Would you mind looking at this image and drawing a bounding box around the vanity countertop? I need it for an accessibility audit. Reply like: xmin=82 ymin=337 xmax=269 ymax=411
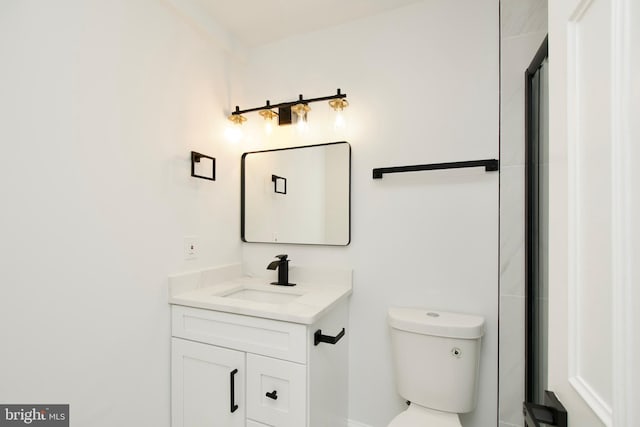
xmin=168 ymin=264 xmax=352 ymax=325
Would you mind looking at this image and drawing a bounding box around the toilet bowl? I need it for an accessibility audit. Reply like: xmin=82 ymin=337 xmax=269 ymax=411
xmin=388 ymin=404 xmax=461 ymax=427
xmin=386 ymin=307 xmax=485 ymax=427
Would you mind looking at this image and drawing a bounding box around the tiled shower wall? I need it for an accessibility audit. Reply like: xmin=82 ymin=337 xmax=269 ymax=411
xmin=499 ymin=1 xmax=547 ymax=426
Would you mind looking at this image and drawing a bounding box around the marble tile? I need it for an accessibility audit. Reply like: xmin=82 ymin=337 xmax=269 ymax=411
xmin=500 ymin=31 xmax=547 ymax=167
xmin=501 ymin=84 xmax=525 ymax=168
xmin=499 ymin=295 xmax=525 ymax=427
xmin=501 ymin=32 xmax=547 ymax=105
xmin=500 ymin=0 xmax=548 ymax=38
xmin=500 ymin=165 xmax=525 ymax=297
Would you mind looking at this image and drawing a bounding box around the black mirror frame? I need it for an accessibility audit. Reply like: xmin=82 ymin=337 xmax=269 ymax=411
xmin=240 ymin=141 xmax=351 ymax=246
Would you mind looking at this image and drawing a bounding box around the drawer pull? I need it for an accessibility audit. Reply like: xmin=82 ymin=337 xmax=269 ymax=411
xmin=314 ymin=328 xmax=345 ymax=346
xmin=265 ymin=390 xmax=278 ymax=400
xmin=230 ymin=369 xmax=239 ymax=413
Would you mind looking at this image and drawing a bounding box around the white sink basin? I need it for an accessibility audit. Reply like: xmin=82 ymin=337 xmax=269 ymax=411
xmin=223 ymin=288 xmax=303 ymax=304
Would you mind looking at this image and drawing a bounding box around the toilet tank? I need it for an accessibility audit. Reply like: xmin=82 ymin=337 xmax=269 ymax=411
xmin=387 ymin=307 xmax=485 ymax=414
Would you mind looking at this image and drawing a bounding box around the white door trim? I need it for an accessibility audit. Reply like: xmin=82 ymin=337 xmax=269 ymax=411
xmin=566 ymin=0 xmax=614 ymax=424
xmin=610 ymin=0 xmax=633 ymax=426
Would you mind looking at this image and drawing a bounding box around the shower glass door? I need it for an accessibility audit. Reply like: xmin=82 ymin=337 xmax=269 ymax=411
xmin=525 ymin=37 xmax=549 ymax=406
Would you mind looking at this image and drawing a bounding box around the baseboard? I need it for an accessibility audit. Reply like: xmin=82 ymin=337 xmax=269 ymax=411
xmin=348 ymin=420 xmax=374 ymax=427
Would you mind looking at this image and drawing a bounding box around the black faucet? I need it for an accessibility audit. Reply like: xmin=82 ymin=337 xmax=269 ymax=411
xmin=267 ymin=254 xmax=295 ymax=286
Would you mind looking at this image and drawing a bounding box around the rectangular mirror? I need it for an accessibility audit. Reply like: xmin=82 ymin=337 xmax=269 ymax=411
xmin=241 ymin=141 xmax=351 ymax=245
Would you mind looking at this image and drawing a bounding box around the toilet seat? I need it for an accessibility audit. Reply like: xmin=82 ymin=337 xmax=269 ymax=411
xmin=387 ymin=404 xmax=462 ymax=427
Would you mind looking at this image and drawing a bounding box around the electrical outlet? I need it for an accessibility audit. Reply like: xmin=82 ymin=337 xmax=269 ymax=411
xmin=184 ymin=236 xmax=198 ymax=260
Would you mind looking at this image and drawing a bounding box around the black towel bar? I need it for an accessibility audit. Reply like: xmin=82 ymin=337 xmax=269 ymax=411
xmin=372 ymin=159 xmax=499 ymax=179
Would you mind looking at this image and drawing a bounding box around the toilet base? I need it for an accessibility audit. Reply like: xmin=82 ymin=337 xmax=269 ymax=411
xmin=387 ymin=404 xmax=462 ymax=427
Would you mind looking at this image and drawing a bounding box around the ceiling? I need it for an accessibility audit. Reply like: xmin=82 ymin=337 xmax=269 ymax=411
xmin=192 ymin=0 xmax=425 ymax=47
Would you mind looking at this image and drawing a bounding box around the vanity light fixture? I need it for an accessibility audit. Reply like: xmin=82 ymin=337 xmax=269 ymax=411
xmin=328 ymin=98 xmax=349 ymax=111
xmin=258 ymin=101 xmax=278 ymax=134
xmin=224 ymin=107 xmax=247 ymax=143
xmin=227 ymin=107 xmax=247 ymax=125
xmin=225 ymin=109 xmax=246 ymax=142
xmin=258 ymin=109 xmax=278 ymax=121
xmin=227 ymin=88 xmax=348 ymax=127
xmin=329 ymin=97 xmax=349 ymax=131
xmin=291 ymin=102 xmax=311 ymax=120
xmin=291 ymin=102 xmax=311 ymax=132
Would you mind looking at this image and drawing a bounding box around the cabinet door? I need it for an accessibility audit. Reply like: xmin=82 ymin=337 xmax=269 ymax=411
xmin=246 ymin=353 xmax=306 ymax=427
xmin=172 ymin=338 xmax=245 ymax=427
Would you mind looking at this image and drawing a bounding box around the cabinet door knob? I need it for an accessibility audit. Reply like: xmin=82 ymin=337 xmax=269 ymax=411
xmin=265 ymin=390 xmax=278 ymax=400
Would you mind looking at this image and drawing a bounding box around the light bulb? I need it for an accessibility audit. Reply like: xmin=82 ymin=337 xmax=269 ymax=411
xmin=334 ymin=110 xmax=346 ymax=131
xmin=296 ymin=115 xmax=308 ymax=133
xmin=329 ymin=97 xmax=349 ymax=132
xmin=225 ymin=112 xmax=246 ymax=143
xmin=259 ymin=108 xmax=277 ymax=136
xmin=224 ymin=124 xmax=243 ymax=143
xmin=291 ymin=103 xmax=310 ymax=133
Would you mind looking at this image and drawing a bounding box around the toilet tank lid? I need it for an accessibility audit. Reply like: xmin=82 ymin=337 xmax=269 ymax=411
xmin=388 ymin=307 xmax=485 ymax=339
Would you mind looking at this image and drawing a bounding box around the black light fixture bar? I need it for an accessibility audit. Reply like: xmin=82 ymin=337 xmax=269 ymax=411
xmin=231 ymin=88 xmax=347 ymax=116
xmin=372 ymin=159 xmax=499 ymax=179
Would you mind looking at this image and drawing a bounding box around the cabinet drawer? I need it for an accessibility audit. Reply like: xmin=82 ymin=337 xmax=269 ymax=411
xmin=246 ymin=420 xmax=270 ymax=427
xmin=247 ymin=353 xmax=306 ymax=427
xmin=172 ymin=306 xmax=307 ymax=363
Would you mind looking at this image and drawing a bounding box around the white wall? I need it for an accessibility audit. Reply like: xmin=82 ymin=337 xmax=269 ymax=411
xmin=498 ymin=1 xmax=547 ymax=426
xmin=238 ymin=2 xmax=499 ymax=426
xmin=0 ymin=1 xmax=242 ymax=425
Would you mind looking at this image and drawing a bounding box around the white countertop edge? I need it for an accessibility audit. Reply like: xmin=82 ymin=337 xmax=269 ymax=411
xmin=168 ymin=275 xmax=352 ymax=324
xmin=169 ymin=289 xmax=351 ymax=325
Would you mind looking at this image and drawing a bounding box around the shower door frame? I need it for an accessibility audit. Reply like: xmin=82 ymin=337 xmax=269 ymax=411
xmin=524 ymin=34 xmax=549 ymax=404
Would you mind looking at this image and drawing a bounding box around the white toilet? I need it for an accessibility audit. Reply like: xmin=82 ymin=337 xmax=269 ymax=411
xmin=387 ymin=307 xmax=485 ymax=427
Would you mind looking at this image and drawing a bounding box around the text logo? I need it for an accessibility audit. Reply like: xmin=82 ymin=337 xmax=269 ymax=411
xmin=0 ymin=405 xmax=68 ymax=426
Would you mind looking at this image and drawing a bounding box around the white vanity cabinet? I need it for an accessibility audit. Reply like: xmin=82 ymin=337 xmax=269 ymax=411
xmin=170 ymin=300 xmax=348 ymax=427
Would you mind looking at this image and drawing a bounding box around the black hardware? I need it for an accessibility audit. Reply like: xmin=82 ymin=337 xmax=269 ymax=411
xmin=265 ymin=390 xmax=278 ymax=400
xmin=523 ymin=391 xmax=567 ymax=427
xmin=191 ymin=151 xmax=216 ymax=181
xmin=314 ymin=328 xmax=345 ymax=346
xmin=272 ymin=175 xmax=287 ymax=194
xmin=266 ymin=254 xmax=295 ymax=286
xmin=229 ymin=369 xmax=239 ymax=413
xmin=231 ymin=88 xmax=347 ymax=117
xmin=278 ymin=106 xmax=292 ymax=125
xmin=372 ymin=159 xmax=499 ymax=179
